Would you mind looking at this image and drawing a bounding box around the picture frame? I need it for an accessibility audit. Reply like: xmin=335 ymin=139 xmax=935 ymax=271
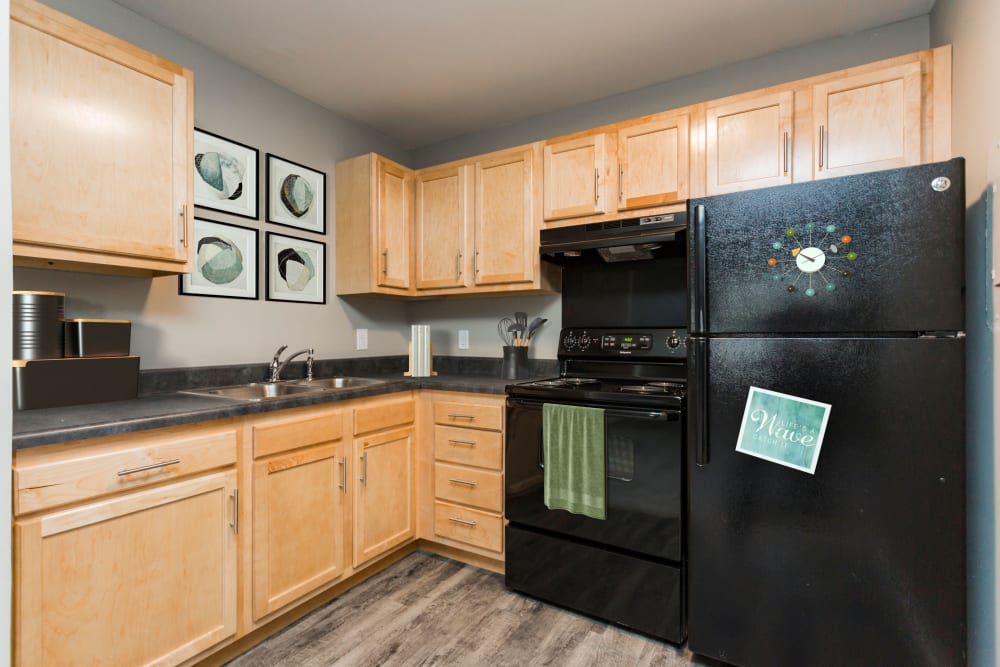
xmin=266 ymin=232 xmax=326 ymax=304
xmin=194 ymin=128 xmax=259 ymax=220
xmin=179 ymin=218 xmax=259 ymax=300
xmin=266 ymin=154 xmax=327 ymax=233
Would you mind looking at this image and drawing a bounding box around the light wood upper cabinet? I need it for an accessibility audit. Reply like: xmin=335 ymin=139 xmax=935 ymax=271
xmin=415 ymin=165 xmax=472 ymax=290
xmin=14 ymin=470 xmax=238 ymax=666
xmin=705 ymin=90 xmax=793 ymax=196
xmin=335 ymin=153 xmax=415 ymax=295
xmin=617 ymin=113 xmax=689 ymax=210
xmin=543 ymin=133 xmax=610 ymax=221
xmin=811 ymin=61 xmax=922 ymax=179
xmin=251 ymin=409 xmax=347 ymax=621
xmin=10 ymin=0 xmax=193 ymax=276
xmin=473 ymin=146 xmax=537 ymax=285
xmin=353 ymin=426 xmax=415 ymax=568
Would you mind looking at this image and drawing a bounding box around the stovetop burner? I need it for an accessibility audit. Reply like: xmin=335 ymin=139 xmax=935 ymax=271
xmin=526 ymin=378 xmax=601 ymax=388
xmin=619 ymin=384 xmax=682 ymax=394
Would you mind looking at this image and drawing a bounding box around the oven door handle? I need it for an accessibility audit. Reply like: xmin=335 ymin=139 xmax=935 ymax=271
xmin=507 ymin=398 xmax=679 ymax=421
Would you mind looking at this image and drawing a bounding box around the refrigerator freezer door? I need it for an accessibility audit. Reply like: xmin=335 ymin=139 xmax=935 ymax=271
xmin=687 ymin=336 xmax=965 ymax=667
xmin=688 ymin=158 xmax=964 ymax=335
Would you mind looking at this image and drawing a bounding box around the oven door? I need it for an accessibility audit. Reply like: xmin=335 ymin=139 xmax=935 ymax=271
xmin=505 ymin=397 xmax=683 ymax=562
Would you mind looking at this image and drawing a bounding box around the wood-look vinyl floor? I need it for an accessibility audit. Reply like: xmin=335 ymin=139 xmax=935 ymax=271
xmin=227 ymin=551 xmax=709 ymax=667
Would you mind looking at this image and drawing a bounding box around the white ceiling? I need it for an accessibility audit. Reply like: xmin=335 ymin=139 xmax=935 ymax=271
xmin=111 ymin=0 xmax=934 ymax=149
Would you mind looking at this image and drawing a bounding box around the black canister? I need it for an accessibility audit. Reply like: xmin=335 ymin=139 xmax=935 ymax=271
xmin=501 ymin=345 xmax=530 ymax=380
xmin=13 ymin=291 xmax=65 ymax=360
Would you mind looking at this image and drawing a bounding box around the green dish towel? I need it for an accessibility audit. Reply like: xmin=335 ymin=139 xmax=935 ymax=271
xmin=543 ymin=403 xmax=606 ymax=520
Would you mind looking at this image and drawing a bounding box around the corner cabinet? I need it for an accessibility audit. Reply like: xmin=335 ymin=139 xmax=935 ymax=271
xmin=352 ymin=396 xmax=416 ymax=568
xmin=10 ymin=0 xmax=194 ymax=276
xmin=335 ymin=153 xmax=415 ymax=295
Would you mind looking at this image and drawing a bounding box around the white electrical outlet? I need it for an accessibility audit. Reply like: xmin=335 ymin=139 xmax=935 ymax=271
xmin=356 ymin=328 xmax=368 ymax=350
xmin=458 ymin=329 xmax=470 ymax=350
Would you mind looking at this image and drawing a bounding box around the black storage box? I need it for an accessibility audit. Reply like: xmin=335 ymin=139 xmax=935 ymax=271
xmin=13 ymin=356 xmax=140 ymax=410
xmin=63 ymin=319 xmax=131 ymax=357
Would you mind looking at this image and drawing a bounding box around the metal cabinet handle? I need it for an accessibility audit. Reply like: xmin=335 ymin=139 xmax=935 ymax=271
xmin=118 ymin=459 xmax=180 ymax=477
xmin=338 ymin=456 xmax=347 ymax=493
xmin=448 ymin=439 xmax=476 ymax=446
xmin=594 ymin=168 xmax=599 ymax=204
xmin=448 ymin=516 xmax=478 ymax=527
xmin=783 ymin=132 xmax=789 ymax=174
xmin=474 ymin=251 xmax=479 ymax=275
xmin=179 ymin=205 xmax=188 ymax=248
xmin=230 ymin=488 xmax=239 ymax=534
xmin=448 ymin=478 xmax=478 ymax=487
xmin=618 ymin=163 xmax=624 ymax=203
xmin=447 ymin=413 xmax=476 ymax=420
xmin=457 ymin=252 xmax=463 ymax=278
xmin=382 ymin=248 xmax=389 ymax=275
xmin=819 ymin=125 xmax=825 ymax=169
xmin=360 ymin=451 xmax=368 ymax=487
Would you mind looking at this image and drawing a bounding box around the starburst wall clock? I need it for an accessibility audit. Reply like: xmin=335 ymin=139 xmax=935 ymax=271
xmin=767 ymin=222 xmax=858 ymax=296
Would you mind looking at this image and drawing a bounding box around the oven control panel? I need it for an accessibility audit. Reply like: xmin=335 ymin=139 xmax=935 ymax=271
xmin=559 ymin=328 xmax=688 ymax=359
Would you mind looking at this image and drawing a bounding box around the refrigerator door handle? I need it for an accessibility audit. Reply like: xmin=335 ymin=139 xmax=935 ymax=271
xmin=691 ymin=337 xmax=709 ymax=466
xmin=690 ymin=204 xmax=708 ymax=334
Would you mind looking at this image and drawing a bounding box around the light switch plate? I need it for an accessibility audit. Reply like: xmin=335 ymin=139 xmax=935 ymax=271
xmin=356 ymin=328 xmax=368 ymax=350
xmin=458 ymin=329 xmax=470 ymax=349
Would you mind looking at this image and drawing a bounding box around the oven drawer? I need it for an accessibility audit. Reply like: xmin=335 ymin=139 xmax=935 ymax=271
xmin=434 ymin=425 xmax=502 ymax=470
xmin=434 ymin=400 xmax=502 ymax=431
xmin=434 ymin=462 xmax=502 ymax=512
xmin=433 ymin=501 xmax=503 ymax=553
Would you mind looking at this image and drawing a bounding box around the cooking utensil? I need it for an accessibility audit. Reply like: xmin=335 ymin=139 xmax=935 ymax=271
xmin=498 ymin=317 xmax=515 ymax=346
xmin=515 ymin=312 xmax=528 ymax=341
xmin=526 ymin=317 xmax=547 ymax=343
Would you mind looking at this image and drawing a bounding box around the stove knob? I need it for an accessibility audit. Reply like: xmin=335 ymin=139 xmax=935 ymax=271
xmin=578 ymin=333 xmax=592 ymax=349
xmin=563 ymin=334 xmax=577 ymax=350
xmin=667 ymin=334 xmax=681 ymax=349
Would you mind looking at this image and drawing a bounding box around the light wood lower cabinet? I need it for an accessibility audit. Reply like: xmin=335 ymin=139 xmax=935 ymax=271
xmin=14 ymin=470 xmax=238 ymax=667
xmin=353 ymin=426 xmax=416 ymax=567
xmin=250 ymin=409 xmax=347 ymax=620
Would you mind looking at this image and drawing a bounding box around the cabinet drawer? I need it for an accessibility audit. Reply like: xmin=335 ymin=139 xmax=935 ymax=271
xmin=433 ymin=501 xmax=503 ymax=553
xmin=434 ymin=463 xmax=502 ymax=513
xmin=355 ymin=398 xmax=414 ymax=435
xmin=433 ymin=426 xmax=503 ymax=470
xmin=253 ymin=410 xmax=344 ymax=458
xmin=433 ymin=400 xmax=502 ymax=431
xmin=14 ymin=424 xmax=238 ymax=515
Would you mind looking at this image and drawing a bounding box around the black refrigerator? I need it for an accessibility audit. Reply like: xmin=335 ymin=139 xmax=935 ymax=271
xmin=686 ymin=159 xmax=967 ymax=667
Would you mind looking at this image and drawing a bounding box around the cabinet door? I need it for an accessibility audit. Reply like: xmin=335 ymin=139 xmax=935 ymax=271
xmin=14 ymin=471 xmax=237 ymax=667
xmin=543 ymin=134 xmax=608 ymax=221
xmin=617 ymin=114 xmax=689 ymax=210
xmin=812 ymin=62 xmax=922 ymax=179
xmin=252 ymin=444 xmax=346 ymax=620
xmin=474 ymin=147 xmax=536 ymax=285
xmin=415 ymin=165 xmax=470 ymax=289
xmin=353 ymin=427 xmax=415 ymax=567
xmin=706 ymin=91 xmax=793 ymax=195
xmin=10 ymin=5 xmax=192 ymax=267
xmin=376 ymin=157 xmax=412 ymax=290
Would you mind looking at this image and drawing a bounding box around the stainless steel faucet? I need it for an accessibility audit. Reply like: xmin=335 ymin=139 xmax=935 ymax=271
xmin=269 ymin=345 xmax=314 ymax=382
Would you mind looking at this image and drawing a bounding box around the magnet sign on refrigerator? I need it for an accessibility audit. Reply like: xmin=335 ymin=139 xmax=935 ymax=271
xmin=734 ymin=386 xmax=831 ymax=474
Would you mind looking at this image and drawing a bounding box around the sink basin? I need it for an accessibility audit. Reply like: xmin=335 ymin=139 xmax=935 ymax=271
xmin=180 ymin=382 xmax=326 ymax=401
xmin=289 ymin=376 xmax=387 ymax=390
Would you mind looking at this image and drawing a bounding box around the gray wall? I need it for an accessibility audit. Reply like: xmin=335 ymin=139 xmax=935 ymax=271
xmin=14 ymin=0 xmax=415 ymax=370
xmin=931 ymin=1 xmax=999 ymax=664
xmin=408 ymin=16 xmax=931 ymax=360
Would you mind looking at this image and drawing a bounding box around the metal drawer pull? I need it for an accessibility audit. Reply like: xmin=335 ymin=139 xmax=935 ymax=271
xmin=448 ymin=439 xmax=476 ymax=446
xmin=447 ymin=413 xmax=476 ymax=419
xmin=360 ymin=451 xmax=368 ymax=488
xmin=448 ymin=478 xmax=478 ymax=487
xmin=338 ymin=457 xmax=347 ymax=493
xmin=448 ymin=516 xmax=478 ymax=527
xmin=230 ymin=488 xmax=239 ymax=535
xmin=117 ymin=459 xmax=180 ymax=477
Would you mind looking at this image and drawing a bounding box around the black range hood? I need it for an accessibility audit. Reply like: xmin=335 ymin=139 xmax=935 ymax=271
xmin=540 ymin=212 xmax=687 ymax=264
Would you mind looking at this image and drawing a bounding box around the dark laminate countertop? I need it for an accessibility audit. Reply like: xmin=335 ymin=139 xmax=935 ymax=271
xmin=13 ymin=373 xmax=526 ymax=450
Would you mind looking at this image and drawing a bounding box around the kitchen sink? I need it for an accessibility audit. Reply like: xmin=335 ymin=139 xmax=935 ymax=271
xmin=289 ymin=376 xmax=387 ymax=389
xmin=180 ymin=382 xmax=326 ymax=401
xmin=180 ymin=377 xmax=387 ymax=401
